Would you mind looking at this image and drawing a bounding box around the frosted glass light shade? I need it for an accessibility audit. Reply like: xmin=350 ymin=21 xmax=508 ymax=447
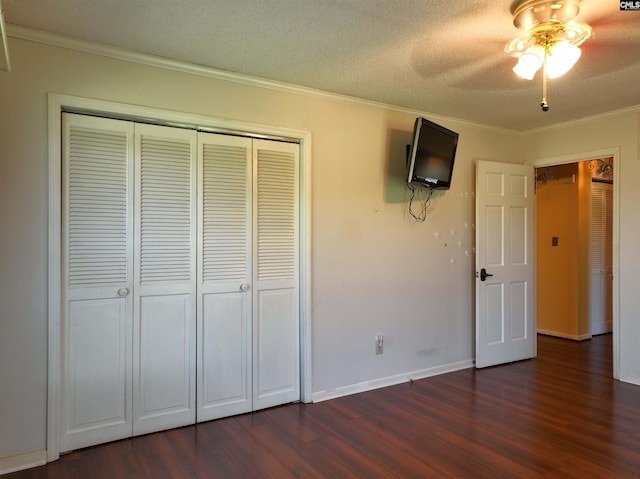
xmin=513 ymin=45 xmax=544 ymax=80
xmin=546 ymin=41 xmax=581 ymax=78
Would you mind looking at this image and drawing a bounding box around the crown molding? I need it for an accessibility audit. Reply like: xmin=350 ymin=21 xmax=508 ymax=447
xmin=522 ymin=104 xmax=640 ymax=136
xmin=0 ymin=0 xmax=11 ymax=72
xmin=6 ymin=25 xmax=640 ymax=137
xmin=6 ymin=24 xmax=519 ymax=136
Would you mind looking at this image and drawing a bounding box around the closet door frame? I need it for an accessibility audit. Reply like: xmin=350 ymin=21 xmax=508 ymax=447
xmin=47 ymin=93 xmax=313 ymax=462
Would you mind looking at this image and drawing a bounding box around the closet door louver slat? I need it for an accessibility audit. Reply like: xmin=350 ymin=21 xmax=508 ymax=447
xmin=202 ymin=143 xmax=249 ymax=282
xmin=591 ymin=187 xmax=604 ymax=271
xmin=67 ymin=127 xmax=129 ymax=288
xmin=256 ymin=150 xmax=296 ymax=282
xmin=139 ymin=136 xmax=193 ymax=284
xmin=604 ymin=187 xmax=613 ymax=271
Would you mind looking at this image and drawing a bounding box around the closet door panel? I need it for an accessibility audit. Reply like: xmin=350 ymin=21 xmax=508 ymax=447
xmin=254 ymin=289 xmax=297 ymax=407
xmin=200 ymin=292 xmax=250 ymax=418
xmin=64 ymin=299 xmax=129 ymax=451
xmin=133 ymin=124 xmax=197 ymax=434
xmin=252 ymin=140 xmax=300 ymax=411
xmin=197 ymin=133 xmax=252 ymax=422
xmin=134 ymin=294 xmax=193 ymax=434
xmin=61 ymin=113 xmax=134 ymax=452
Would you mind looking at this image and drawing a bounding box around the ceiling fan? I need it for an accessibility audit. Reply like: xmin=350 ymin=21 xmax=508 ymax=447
xmin=505 ymin=0 xmax=592 ymax=111
xmin=411 ymin=0 xmax=639 ymax=108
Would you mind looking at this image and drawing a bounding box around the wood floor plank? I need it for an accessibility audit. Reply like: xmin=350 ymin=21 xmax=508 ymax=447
xmin=8 ymin=333 xmax=640 ymax=478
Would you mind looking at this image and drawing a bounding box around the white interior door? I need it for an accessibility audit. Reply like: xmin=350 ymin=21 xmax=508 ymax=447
xmin=589 ymin=181 xmax=613 ymax=335
xmin=197 ymin=133 xmax=253 ymax=421
xmin=475 ymin=160 xmax=535 ymax=368
xmin=252 ymin=140 xmax=300 ymax=410
xmin=60 ymin=113 xmax=135 ymax=452
xmin=132 ymin=124 xmax=197 ymax=435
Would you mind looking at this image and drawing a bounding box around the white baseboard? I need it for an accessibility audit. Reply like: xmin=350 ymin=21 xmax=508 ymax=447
xmin=537 ymin=329 xmax=592 ymax=341
xmin=590 ymin=322 xmax=613 ymax=336
xmin=618 ymin=373 xmax=640 ymax=387
xmin=0 ymin=450 xmax=46 ymax=476
xmin=311 ymin=359 xmax=473 ymax=403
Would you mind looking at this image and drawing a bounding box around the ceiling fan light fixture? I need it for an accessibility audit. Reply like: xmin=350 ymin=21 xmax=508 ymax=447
xmin=545 ymin=41 xmax=581 ymax=78
xmin=513 ymin=45 xmax=545 ymax=80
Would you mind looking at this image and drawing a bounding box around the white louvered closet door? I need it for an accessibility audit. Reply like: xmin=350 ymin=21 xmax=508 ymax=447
xmin=133 ymin=124 xmax=197 ymax=435
xmin=589 ymin=182 xmax=613 ymax=335
xmin=197 ymin=135 xmax=300 ymax=422
xmin=61 ymin=115 xmax=198 ymax=451
xmin=62 ymin=115 xmax=299 ymax=442
xmin=61 ymin=113 xmax=135 ymax=452
xmin=252 ymin=140 xmax=300 ymax=411
xmin=197 ymin=133 xmax=253 ymax=421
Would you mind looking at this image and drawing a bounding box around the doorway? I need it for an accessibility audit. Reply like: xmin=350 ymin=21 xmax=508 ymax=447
xmin=530 ymin=151 xmax=618 ymax=378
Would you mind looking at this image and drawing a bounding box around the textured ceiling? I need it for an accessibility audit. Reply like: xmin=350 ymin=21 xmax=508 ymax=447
xmin=3 ymin=0 xmax=640 ymax=130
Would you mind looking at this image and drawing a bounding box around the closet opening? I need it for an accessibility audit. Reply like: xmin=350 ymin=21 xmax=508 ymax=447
xmin=47 ymin=94 xmax=312 ymax=461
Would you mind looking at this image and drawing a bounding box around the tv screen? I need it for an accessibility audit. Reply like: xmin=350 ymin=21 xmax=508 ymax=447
xmin=407 ymin=117 xmax=459 ymax=190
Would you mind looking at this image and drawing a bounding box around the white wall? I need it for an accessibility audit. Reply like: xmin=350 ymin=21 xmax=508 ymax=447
xmin=521 ymin=113 xmax=640 ymax=384
xmin=0 ymin=34 xmax=529 ymax=464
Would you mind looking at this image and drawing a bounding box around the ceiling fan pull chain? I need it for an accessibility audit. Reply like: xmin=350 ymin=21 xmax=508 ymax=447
xmin=541 ymin=54 xmax=549 ymax=112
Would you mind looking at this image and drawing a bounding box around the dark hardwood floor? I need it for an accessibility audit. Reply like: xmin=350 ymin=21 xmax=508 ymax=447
xmin=10 ymin=333 xmax=640 ymax=478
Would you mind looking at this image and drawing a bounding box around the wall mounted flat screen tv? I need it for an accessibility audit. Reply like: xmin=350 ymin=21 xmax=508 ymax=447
xmin=406 ymin=117 xmax=459 ymax=190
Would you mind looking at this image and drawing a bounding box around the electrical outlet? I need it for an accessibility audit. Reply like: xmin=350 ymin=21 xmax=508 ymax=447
xmin=376 ymin=335 xmax=384 ymax=355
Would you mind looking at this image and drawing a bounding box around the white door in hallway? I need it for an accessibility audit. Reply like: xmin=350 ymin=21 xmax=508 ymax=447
xmin=589 ymin=181 xmax=613 ymax=335
xmin=475 ymin=160 xmax=535 ymax=368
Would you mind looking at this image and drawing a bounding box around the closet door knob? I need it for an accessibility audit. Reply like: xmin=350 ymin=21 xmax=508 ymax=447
xmin=240 ymin=284 xmax=250 ymax=292
xmin=117 ymin=288 xmax=129 ymax=297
